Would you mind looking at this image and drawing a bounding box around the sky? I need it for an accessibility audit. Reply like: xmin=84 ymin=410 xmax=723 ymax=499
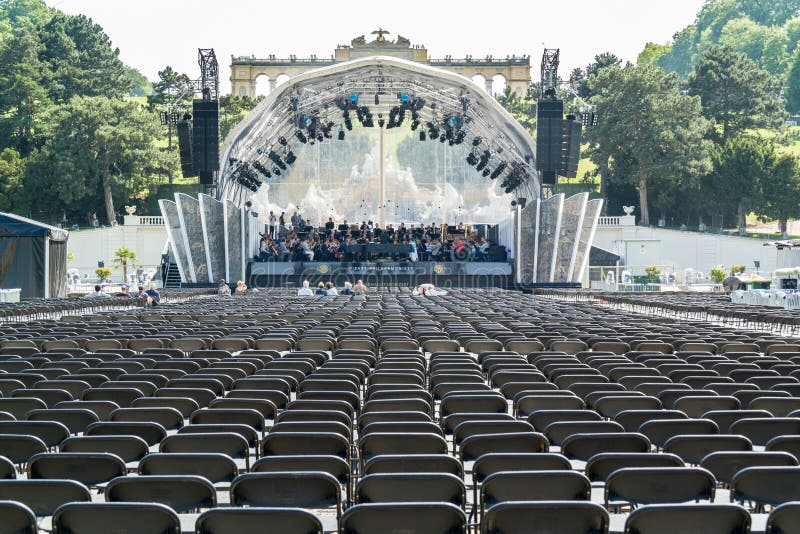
xmin=52 ymin=0 xmax=708 ymax=93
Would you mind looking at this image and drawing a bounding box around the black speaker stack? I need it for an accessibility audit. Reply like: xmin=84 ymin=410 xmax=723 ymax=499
xmin=176 ymin=119 xmax=196 ymax=178
xmin=535 ymin=99 xmax=583 ymax=186
xmin=192 ymin=100 xmax=220 ymax=185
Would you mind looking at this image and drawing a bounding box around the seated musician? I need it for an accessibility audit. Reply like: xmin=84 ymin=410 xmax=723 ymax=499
xmin=473 ymin=237 xmax=490 ymax=261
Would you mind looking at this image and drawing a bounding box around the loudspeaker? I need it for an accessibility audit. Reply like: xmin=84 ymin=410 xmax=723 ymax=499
xmin=192 ymin=100 xmax=220 ymax=173
xmin=198 ymin=171 xmax=214 ymax=185
xmin=536 ymin=99 xmax=564 ymax=174
xmin=176 ymin=120 xmax=196 ymax=178
xmin=488 ymin=245 xmax=507 ymax=262
xmin=560 ymin=118 xmax=582 ymax=179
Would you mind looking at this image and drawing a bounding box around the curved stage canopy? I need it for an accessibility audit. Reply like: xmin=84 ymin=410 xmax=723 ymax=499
xmin=160 ymin=55 xmax=602 ymax=287
xmin=219 ymin=55 xmax=539 ymax=219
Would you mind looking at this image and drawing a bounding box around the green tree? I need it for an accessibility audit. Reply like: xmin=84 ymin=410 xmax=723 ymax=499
xmin=586 ymin=64 xmax=713 ymax=226
xmin=786 ymin=49 xmax=800 ymax=112
xmin=219 ymin=94 xmax=263 ymax=140
xmin=719 ymin=17 xmax=790 ymax=77
xmin=0 ymin=30 xmax=50 ymax=155
xmin=706 ymin=134 xmax=776 ymax=234
xmin=23 ymin=96 xmax=165 ymax=225
xmin=125 ymin=67 xmax=152 ymax=97
xmin=0 ymin=0 xmax=52 ymax=41
xmin=112 ymin=246 xmax=137 ymax=282
xmin=147 ymin=65 xmax=193 ymax=111
xmin=757 ymin=153 xmax=800 ymax=237
xmin=35 ymin=13 xmax=132 ymax=102
xmin=496 ymin=86 xmax=536 ymax=135
xmin=688 ymin=45 xmax=785 ymax=140
xmin=638 ymin=43 xmax=671 ymax=66
xmin=578 ymin=53 xmax=622 ymax=99
xmin=0 ymin=147 xmax=24 ymax=211
xmin=738 ymin=0 xmax=800 ymax=26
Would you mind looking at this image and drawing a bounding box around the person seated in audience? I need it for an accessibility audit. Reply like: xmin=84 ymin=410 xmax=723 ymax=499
xmin=429 ymin=239 xmax=443 ymax=261
xmin=409 ymin=238 xmax=419 ymax=262
xmin=473 ymin=237 xmax=490 ymax=261
xmin=145 ymin=283 xmax=161 ymax=306
xmin=85 ymin=284 xmax=110 ymax=299
xmin=115 ymin=284 xmax=133 ymax=298
xmin=297 ymin=280 xmax=314 ymax=296
xmin=353 ymin=280 xmax=368 ymax=294
xmin=135 ymin=285 xmax=150 ymax=303
xmin=259 ymin=235 xmax=274 ymax=262
xmin=341 ymin=281 xmax=354 ymax=295
xmin=315 ymin=282 xmax=327 ymax=295
xmin=234 ymin=280 xmax=247 ymax=294
xmin=218 ymin=279 xmax=231 ymax=296
xmin=325 ymin=281 xmax=339 ymax=296
xmin=277 ymin=239 xmax=291 ymax=262
xmin=299 ymin=237 xmax=314 ymax=261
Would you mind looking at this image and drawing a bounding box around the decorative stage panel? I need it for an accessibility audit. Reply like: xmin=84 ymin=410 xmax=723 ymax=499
xmin=175 ymin=193 xmax=208 ymax=283
xmin=199 ymin=194 xmax=226 ymax=283
xmin=158 ymin=199 xmax=189 ymax=283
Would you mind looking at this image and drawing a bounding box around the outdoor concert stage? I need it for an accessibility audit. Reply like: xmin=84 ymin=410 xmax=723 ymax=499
xmin=248 ymin=260 xmax=513 ymax=288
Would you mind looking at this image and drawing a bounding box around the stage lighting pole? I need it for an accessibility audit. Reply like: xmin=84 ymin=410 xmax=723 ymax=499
xmin=379 ymin=123 xmax=386 ymax=228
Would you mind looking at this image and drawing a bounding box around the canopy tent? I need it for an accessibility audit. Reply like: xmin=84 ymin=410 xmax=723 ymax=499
xmin=0 ymin=212 xmax=68 ymax=298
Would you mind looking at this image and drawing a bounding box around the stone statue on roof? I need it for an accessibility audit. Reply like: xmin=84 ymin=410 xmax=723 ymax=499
xmin=351 ymin=35 xmax=366 ymax=46
xmin=371 ymin=27 xmax=390 ymax=44
xmin=395 ymin=34 xmax=411 ymax=47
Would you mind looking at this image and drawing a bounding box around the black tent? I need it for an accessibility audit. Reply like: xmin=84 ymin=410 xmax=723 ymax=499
xmin=0 ymin=212 xmax=68 ymax=298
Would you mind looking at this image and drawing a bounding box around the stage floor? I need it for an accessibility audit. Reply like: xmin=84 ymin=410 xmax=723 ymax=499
xmin=247 ymin=261 xmax=514 ymax=288
xmin=249 ymin=261 xmax=512 ymax=277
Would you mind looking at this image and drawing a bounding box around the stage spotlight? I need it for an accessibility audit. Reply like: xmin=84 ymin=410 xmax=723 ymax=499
xmin=454 ymin=130 xmax=466 ymax=144
xmin=378 ymin=118 xmax=385 ymax=128
xmin=278 ymin=137 xmax=287 ymax=146
xmin=419 ymin=130 xmax=426 ymax=141
xmin=285 ymin=151 xmax=297 ymax=165
xmin=338 ymin=129 xmax=345 ymax=140
xmin=344 ymin=117 xmax=353 ymax=130
xmin=517 ymin=198 xmax=527 ymax=208
xmin=439 ymin=133 xmax=446 ymax=143
xmin=482 ymin=168 xmax=491 ymax=177
xmin=295 ymin=131 xmax=307 ymax=143
xmin=272 ymin=167 xmax=281 ymax=176
xmin=316 ymin=133 xmax=323 ymax=142
xmin=410 ymin=119 xmax=420 ymax=130
xmin=472 ymin=137 xmax=482 ymax=146
xmin=375 ymin=93 xmax=379 ymax=105
xmin=466 ymin=152 xmax=478 ymax=166
xmin=490 ymin=162 xmax=506 ymax=179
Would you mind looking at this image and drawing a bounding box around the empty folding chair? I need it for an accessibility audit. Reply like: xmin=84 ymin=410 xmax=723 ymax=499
xmin=460 ymin=432 xmax=549 ymax=462
xmin=0 ymin=501 xmax=37 ymax=534
xmin=638 ymin=419 xmax=719 ymax=449
xmin=0 ymin=479 xmax=91 ymax=516
xmin=364 ymin=454 xmax=462 ymax=477
xmin=585 ymin=452 xmax=684 ymax=483
xmin=481 ymin=471 xmax=591 ymax=519
xmin=664 ymin=435 xmax=752 ymax=465
xmin=52 ymin=502 xmax=181 ymax=534
xmin=61 ymin=435 xmax=150 ymax=463
xmin=624 ymin=504 xmax=750 ymax=534
xmin=605 ymin=467 xmax=715 ymax=509
xmin=195 ymin=507 xmax=323 ymax=534
xmin=138 ymin=453 xmax=239 ymax=484
xmin=730 ymin=466 xmax=800 ymax=512
xmin=731 ymin=418 xmax=800 ymax=447
xmin=359 ymin=433 xmax=447 ymax=469
xmin=766 ymin=502 xmax=800 ymax=534
xmin=480 ymin=501 xmax=609 ymax=534
xmin=766 ymin=435 xmax=800 ymax=459
xmin=28 ymin=452 xmax=126 ymax=487
xmin=161 ymin=433 xmax=251 ymax=470
xmin=544 ymin=421 xmax=624 ymax=446
xmin=85 ymin=421 xmax=166 ymax=447
xmin=105 ymin=475 xmax=216 ymax=512
xmin=0 ymin=434 xmax=47 ymax=467
xmin=356 ymin=473 xmax=465 ymax=508
xmin=0 ymin=421 xmax=69 ymax=450
xmin=340 ymin=502 xmax=466 ymax=534
xmin=231 ymin=472 xmax=342 ymax=519
xmin=262 ymin=432 xmax=349 ymax=462
xmin=700 ymin=451 xmax=798 ymax=486
xmin=561 ymin=433 xmax=650 ymax=462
